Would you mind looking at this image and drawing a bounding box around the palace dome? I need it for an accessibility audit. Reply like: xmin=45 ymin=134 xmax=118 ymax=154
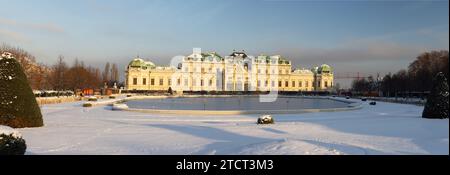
xmin=129 ymin=58 xmax=144 ymax=67
xmin=144 ymin=61 xmax=156 ymax=68
xmin=129 ymin=58 xmax=156 ymax=69
xmin=318 ymin=64 xmax=332 ymax=73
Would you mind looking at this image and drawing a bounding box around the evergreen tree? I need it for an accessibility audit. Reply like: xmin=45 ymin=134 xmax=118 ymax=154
xmin=422 ymin=72 xmax=449 ymax=119
xmin=0 ymin=52 xmax=44 ymax=128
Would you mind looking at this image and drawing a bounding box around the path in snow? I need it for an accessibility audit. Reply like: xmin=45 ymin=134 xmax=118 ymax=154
xmin=18 ymin=97 xmax=449 ymax=155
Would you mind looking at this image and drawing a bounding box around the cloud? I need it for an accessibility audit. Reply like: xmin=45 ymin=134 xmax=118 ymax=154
xmin=0 ymin=17 xmax=65 ymax=34
xmin=283 ymin=26 xmax=448 ymax=70
xmin=0 ymin=28 xmax=30 ymax=42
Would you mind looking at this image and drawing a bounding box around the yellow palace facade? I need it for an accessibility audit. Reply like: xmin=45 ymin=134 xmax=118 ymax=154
xmin=125 ymin=50 xmax=334 ymax=92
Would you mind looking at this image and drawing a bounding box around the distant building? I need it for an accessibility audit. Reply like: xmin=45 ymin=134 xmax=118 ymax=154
xmin=125 ymin=50 xmax=333 ymax=92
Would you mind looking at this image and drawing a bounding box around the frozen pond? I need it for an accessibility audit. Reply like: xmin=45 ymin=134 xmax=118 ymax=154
xmin=124 ymin=96 xmax=350 ymax=111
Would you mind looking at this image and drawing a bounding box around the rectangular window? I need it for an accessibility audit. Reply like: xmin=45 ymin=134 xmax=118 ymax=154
xmin=209 ymin=79 xmax=213 ymax=86
xmin=151 ymin=79 xmax=155 ymax=85
xmin=325 ymin=81 xmax=328 ymax=88
xmin=143 ymin=78 xmax=147 ymax=85
xmin=168 ymin=79 xmax=171 ymax=86
xmin=201 ymin=79 xmax=204 ymax=86
xmin=133 ymin=78 xmax=137 ymax=85
xmin=306 ymin=81 xmax=308 ymax=87
xmin=265 ymin=81 xmax=268 ymax=87
xmin=257 ymin=80 xmax=261 ymax=87
xmin=279 ymin=81 xmax=282 ymax=87
xmin=201 ymin=68 xmax=205 ymax=73
xmin=285 ymin=81 xmax=289 ymax=87
xmin=292 ymin=81 xmax=295 ymax=87
xmin=177 ymin=78 xmax=181 ymax=86
xmin=299 ymin=81 xmax=302 ymax=87
xmin=159 ymin=78 xmax=164 ymax=86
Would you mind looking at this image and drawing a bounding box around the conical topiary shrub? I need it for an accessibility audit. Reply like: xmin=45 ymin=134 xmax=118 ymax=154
xmin=422 ymin=72 xmax=449 ymax=119
xmin=0 ymin=52 xmax=43 ymax=128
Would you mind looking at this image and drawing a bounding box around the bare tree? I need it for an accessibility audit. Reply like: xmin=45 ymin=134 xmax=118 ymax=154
xmin=376 ymin=50 xmax=449 ymax=97
xmin=49 ymin=55 xmax=68 ymax=90
xmin=110 ymin=63 xmax=119 ymax=83
xmin=103 ymin=62 xmax=110 ymax=84
xmin=0 ymin=44 xmax=51 ymax=90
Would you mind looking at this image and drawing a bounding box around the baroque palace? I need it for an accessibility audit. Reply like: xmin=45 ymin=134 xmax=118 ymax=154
xmin=125 ymin=49 xmax=333 ymax=92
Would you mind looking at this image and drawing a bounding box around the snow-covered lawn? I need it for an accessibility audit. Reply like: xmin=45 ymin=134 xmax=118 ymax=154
xmin=18 ymin=97 xmax=448 ymax=155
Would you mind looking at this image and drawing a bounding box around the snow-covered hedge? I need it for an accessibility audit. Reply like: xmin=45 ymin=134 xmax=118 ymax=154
xmin=423 ymin=72 xmax=449 ymax=119
xmin=87 ymin=96 xmax=98 ymax=101
xmin=83 ymin=103 xmax=93 ymax=107
xmin=257 ymin=115 xmax=275 ymax=125
xmin=0 ymin=52 xmax=44 ymax=128
xmin=0 ymin=125 xmax=26 ymax=155
xmin=112 ymin=103 xmax=128 ymax=111
xmin=33 ymin=90 xmax=74 ymax=97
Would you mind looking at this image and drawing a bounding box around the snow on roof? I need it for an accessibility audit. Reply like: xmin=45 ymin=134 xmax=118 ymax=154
xmin=293 ymin=68 xmax=314 ymax=74
xmin=155 ymin=66 xmax=175 ymax=70
xmin=0 ymin=125 xmax=22 ymax=138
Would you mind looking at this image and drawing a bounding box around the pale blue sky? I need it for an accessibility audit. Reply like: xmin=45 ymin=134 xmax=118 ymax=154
xmin=0 ymin=0 xmax=448 ymax=87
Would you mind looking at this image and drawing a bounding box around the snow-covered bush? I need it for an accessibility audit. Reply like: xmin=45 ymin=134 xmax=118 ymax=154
xmin=0 ymin=125 xmax=26 ymax=155
xmin=83 ymin=103 xmax=93 ymax=107
xmin=369 ymin=102 xmax=377 ymax=105
xmin=0 ymin=52 xmax=43 ymax=128
xmin=257 ymin=115 xmax=274 ymax=125
xmin=112 ymin=103 xmax=128 ymax=111
xmin=423 ymin=72 xmax=449 ymax=119
xmin=87 ymin=96 xmax=98 ymax=101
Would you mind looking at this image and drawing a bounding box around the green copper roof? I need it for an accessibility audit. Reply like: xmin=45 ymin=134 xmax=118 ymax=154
xmin=318 ymin=64 xmax=332 ymax=73
xmin=256 ymin=55 xmax=270 ymax=63
xmin=201 ymin=52 xmax=223 ymax=61
xmin=129 ymin=58 xmax=144 ymax=67
xmin=129 ymin=58 xmax=156 ymax=69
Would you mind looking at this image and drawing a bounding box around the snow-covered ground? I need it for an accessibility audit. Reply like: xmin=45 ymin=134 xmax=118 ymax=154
xmin=18 ymin=97 xmax=448 ymax=155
